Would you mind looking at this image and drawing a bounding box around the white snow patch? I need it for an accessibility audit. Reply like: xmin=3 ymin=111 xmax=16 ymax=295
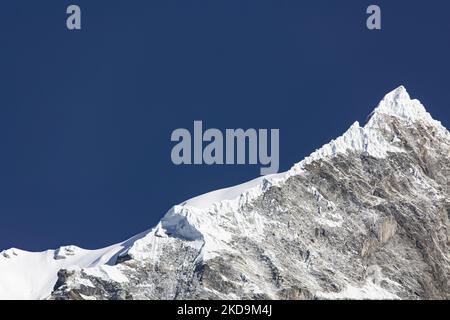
xmin=79 ymin=293 xmax=96 ymax=300
xmin=317 ymin=281 xmax=399 ymax=300
xmin=317 ymin=265 xmax=401 ymax=300
xmin=82 ymin=265 xmax=129 ymax=284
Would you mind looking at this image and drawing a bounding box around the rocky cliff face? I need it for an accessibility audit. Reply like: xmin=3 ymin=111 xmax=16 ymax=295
xmin=4 ymin=87 xmax=450 ymax=300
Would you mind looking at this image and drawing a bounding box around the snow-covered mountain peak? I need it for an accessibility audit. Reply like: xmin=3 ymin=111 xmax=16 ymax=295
xmin=44 ymin=85 xmax=450 ymax=300
xmin=168 ymin=87 xmax=442 ymax=216
xmin=384 ymin=85 xmax=410 ymax=102
xmin=370 ymin=86 xmax=436 ymax=126
xmin=155 ymin=89 xmax=424 ymax=250
xmin=1 ymin=87 xmax=449 ymax=300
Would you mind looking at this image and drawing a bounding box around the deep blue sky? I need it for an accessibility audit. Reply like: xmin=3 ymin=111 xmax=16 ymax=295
xmin=0 ymin=1 xmax=449 ymax=251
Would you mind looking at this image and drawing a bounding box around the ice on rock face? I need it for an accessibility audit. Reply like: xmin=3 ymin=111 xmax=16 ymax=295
xmin=292 ymin=114 xmax=401 ymax=174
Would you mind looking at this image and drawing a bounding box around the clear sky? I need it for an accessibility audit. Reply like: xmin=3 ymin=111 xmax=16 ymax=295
xmin=0 ymin=0 xmax=449 ymax=251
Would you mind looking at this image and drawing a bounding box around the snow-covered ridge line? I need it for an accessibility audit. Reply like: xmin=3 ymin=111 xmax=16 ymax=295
xmin=151 ymin=86 xmax=447 ymax=263
xmin=180 ymin=86 xmax=445 ymax=212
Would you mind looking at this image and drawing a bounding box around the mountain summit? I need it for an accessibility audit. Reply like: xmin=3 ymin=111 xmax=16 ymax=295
xmin=1 ymin=87 xmax=449 ymax=300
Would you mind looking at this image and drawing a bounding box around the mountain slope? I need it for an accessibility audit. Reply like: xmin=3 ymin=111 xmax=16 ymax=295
xmin=1 ymin=86 xmax=449 ymax=300
xmin=0 ymin=231 xmax=150 ymax=300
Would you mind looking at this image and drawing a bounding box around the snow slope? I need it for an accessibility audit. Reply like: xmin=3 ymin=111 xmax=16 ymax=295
xmin=0 ymin=232 xmax=148 ymax=300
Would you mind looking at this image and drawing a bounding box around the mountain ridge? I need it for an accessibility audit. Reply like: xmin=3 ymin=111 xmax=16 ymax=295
xmin=1 ymin=86 xmax=449 ymax=300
